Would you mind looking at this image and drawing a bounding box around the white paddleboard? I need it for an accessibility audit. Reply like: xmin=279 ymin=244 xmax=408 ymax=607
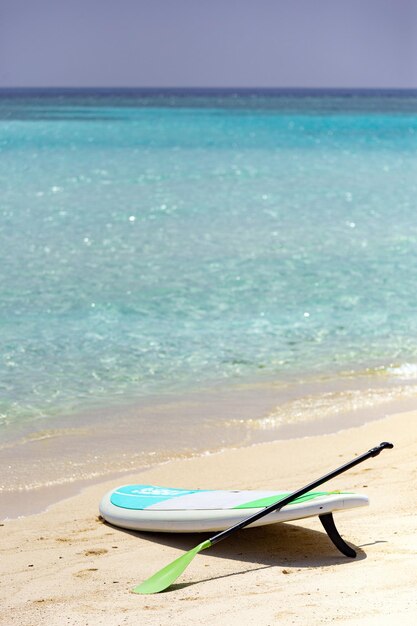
xmin=99 ymin=484 xmax=369 ymax=533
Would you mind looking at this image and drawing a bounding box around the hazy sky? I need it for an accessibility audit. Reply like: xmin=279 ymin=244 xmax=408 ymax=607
xmin=1 ymin=0 xmax=417 ymax=88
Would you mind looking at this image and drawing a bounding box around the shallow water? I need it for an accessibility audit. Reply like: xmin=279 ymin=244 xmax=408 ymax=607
xmin=1 ymin=88 xmax=417 ymax=436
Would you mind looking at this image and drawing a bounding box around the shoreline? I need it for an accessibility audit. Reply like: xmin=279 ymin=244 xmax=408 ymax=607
xmin=1 ymin=407 xmax=416 ymax=625
xmin=2 ymin=366 xmax=417 ymax=521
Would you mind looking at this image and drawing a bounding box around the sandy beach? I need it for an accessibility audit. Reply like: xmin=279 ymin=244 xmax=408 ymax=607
xmin=1 ymin=407 xmax=416 ymax=626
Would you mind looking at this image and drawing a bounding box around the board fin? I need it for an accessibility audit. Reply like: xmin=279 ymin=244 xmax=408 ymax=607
xmin=319 ymin=513 xmax=357 ymax=558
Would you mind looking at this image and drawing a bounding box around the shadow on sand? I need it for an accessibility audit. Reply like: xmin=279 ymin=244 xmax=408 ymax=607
xmin=104 ymin=518 xmax=373 ymax=591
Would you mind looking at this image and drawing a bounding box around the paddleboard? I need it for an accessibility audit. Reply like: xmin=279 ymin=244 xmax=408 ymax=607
xmin=99 ymin=484 xmax=369 ymax=532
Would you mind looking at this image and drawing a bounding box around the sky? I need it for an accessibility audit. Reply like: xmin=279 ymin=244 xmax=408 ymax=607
xmin=1 ymin=0 xmax=417 ymax=88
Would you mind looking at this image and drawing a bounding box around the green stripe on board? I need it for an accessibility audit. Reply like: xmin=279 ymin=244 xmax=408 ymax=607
xmin=233 ymin=491 xmax=347 ymax=509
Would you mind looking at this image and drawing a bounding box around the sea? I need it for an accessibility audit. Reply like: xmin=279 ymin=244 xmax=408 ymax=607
xmin=1 ymin=88 xmax=417 ymax=516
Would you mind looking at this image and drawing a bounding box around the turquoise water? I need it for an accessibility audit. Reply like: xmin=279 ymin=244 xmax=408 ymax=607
xmin=1 ymin=89 xmax=417 ymax=431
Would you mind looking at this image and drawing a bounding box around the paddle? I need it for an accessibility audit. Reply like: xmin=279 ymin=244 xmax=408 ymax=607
xmin=132 ymin=441 xmax=393 ymax=594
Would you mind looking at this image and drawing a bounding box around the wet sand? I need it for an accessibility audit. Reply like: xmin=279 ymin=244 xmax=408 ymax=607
xmin=2 ymin=369 xmax=417 ymax=520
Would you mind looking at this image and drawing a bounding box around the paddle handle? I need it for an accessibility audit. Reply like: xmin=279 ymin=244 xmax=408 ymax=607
xmin=209 ymin=441 xmax=393 ymax=546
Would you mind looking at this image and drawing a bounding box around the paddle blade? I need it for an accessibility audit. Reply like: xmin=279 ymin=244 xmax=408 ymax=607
xmin=132 ymin=539 xmax=212 ymax=594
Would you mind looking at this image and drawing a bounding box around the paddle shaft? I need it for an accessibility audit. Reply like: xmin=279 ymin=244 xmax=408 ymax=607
xmin=209 ymin=441 xmax=393 ymax=547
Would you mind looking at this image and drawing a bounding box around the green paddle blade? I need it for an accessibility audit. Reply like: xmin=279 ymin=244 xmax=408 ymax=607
xmin=132 ymin=539 xmax=212 ymax=594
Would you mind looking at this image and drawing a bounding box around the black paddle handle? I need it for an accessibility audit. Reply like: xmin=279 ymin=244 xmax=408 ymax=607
xmin=209 ymin=441 xmax=393 ymax=546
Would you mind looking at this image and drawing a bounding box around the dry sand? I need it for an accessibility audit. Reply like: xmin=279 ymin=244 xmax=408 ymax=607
xmin=1 ymin=409 xmax=416 ymax=625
